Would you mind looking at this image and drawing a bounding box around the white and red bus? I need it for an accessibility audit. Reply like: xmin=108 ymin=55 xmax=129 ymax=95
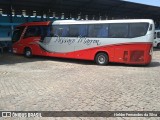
xmin=12 ymin=19 xmax=154 ymax=65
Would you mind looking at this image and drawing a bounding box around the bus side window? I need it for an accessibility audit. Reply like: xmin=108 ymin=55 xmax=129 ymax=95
xmin=88 ymin=24 xmax=108 ymax=38
xmin=79 ymin=25 xmax=88 ymax=37
xmin=48 ymin=26 xmax=53 ymax=37
xmin=69 ymin=25 xmax=79 ymax=37
xmin=40 ymin=26 xmax=51 ymax=37
xmin=129 ymin=23 xmax=149 ymax=38
xmin=109 ymin=23 xmax=128 ymax=38
xmin=88 ymin=25 xmax=97 ymax=37
xmin=23 ymin=26 xmax=41 ymax=38
xmin=97 ymin=25 xmax=109 ymax=38
xmin=12 ymin=26 xmax=25 ymax=43
xmin=54 ymin=25 xmax=69 ymax=37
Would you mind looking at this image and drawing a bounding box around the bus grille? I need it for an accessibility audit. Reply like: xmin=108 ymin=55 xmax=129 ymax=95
xmin=130 ymin=51 xmax=144 ymax=62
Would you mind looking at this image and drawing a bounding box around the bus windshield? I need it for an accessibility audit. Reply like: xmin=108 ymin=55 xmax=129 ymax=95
xmin=12 ymin=26 xmax=25 ymax=43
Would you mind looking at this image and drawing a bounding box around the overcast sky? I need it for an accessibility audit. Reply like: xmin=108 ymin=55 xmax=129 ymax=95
xmin=123 ymin=0 xmax=160 ymax=7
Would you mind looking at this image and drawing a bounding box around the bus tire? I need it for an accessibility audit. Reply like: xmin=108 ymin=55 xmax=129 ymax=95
xmin=95 ymin=52 xmax=109 ymax=65
xmin=157 ymin=43 xmax=160 ymax=49
xmin=24 ymin=48 xmax=32 ymax=58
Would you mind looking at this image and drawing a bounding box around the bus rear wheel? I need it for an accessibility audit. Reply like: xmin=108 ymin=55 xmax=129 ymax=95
xmin=24 ymin=48 xmax=32 ymax=58
xmin=95 ymin=53 xmax=109 ymax=65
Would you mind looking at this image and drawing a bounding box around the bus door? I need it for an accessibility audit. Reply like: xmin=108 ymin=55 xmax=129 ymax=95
xmin=114 ymin=45 xmax=130 ymax=63
xmin=18 ymin=26 xmax=44 ymax=55
xmin=12 ymin=26 xmax=25 ymax=54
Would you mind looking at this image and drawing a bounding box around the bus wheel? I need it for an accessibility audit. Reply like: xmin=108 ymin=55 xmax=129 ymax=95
xmin=95 ymin=53 xmax=109 ymax=65
xmin=24 ymin=48 xmax=32 ymax=58
xmin=157 ymin=43 xmax=160 ymax=49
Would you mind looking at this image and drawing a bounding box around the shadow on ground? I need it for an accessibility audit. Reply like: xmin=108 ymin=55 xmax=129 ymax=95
xmin=0 ymin=52 xmax=160 ymax=68
xmin=153 ymin=48 xmax=160 ymax=51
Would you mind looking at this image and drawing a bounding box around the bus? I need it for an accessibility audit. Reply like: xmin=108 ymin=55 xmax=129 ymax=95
xmin=12 ymin=19 xmax=154 ymax=65
xmin=154 ymin=30 xmax=160 ymax=48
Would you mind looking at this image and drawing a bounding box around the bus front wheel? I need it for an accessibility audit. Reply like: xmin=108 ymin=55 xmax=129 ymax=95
xmin=95 ymin=53 xmax=109 ymax=65
xmin=24 ymin=48 xmax=32 ymax=58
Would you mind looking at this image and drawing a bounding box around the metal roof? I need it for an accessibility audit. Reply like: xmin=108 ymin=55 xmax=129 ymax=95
xmin=0 ymin=0 xmax=160 ymax=20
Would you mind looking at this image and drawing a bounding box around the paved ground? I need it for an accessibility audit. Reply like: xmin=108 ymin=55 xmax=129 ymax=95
xmin=0 ymin=49 xmax=160 ymax=120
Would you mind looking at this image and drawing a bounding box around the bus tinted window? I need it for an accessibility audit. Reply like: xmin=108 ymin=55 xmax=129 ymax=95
xmin=23 ymin=26 xmax=51 ymax=39
xmin=88 ymin=24 xmax=109 ymax=38
xmin=42 ymin=26 xmax=52 ymax=37
xmin=24 ymin=26 xmax=41 ymax=38
xmin=79 ymin=25 xmax=88 ymax=37
xmin=54 ymin=25 xmax=69 ymax=37
xmin=129 ymin=23 xmax=149 ymax=38
xmin=69 ymin=25 xmax=79 ymax=37
xmin=53 ymin=25 xmax=88 ymax=37
xmin=51 ymin=22 xmax=150 ymax=38
xmin=12 ymin=26 xmax=25 ymax=43
xmin=109 ymin=23 xmax=128 ymax=38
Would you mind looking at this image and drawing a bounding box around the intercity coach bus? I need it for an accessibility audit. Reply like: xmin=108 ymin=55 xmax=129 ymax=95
xmin=12 ymin=19 xmax=154 ymax=65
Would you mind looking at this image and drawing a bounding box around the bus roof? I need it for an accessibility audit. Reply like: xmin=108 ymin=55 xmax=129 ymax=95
xmin=52 ymin=19 xmax=154 ymax=25
xmin=19 ymin=21 xmax=51 ymax=27
xmin=16 ymin=19 xmax=154 ymax=27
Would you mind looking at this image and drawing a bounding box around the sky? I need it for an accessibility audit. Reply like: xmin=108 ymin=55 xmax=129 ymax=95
xmin=123 ymin=0 xmax=160 ymax=7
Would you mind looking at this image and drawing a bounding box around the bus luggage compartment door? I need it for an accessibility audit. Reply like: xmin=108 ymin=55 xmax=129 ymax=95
xmin=114 ymin=47 xmax=129 ymax=63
